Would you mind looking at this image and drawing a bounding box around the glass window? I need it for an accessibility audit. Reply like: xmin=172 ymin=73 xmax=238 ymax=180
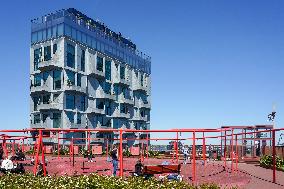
xmin=34 ymin=114 xmax=41 ymax=124
xmin=92 ymin=39 xmax=96 ymax=49
xmin=120 ymin=66 xmax=125 ymax=79
xmin=77 ymin=113 xmax=81 ymax=124
xmin=77 ymin=73 xmax=81 ymax=87
xmin=66 ymin=94 xmax=75 ymax=110
xmin=33 ymin=96 xmax=40 ymax=111
xmin=105 ymin=60 xmax=111 ymax=80
xmin=42 ymin=113 xmax=48 ymax=123
xmin=104 ymin=82 xmax=111 ymax=94
xmin=52 ymin=25 xmax=57 ymax=38
xmin=43 ymin=72 xmax=49 ymax=83
xmin=77 ymin=30 xmax=82 ymax=42
xmin=53 ymin=93 xmax=59 ymax=102
xmin=53 ymin=70 xmax=61 ymax=90
xmin=43 ymin=94 xmax=50 ymax=104
xmin=34 ymin=48 xmax=42 ymax=71
xmin=65 ymin=24 xmax=71 ymax=37
xmin=47 ymin=28 xmax=52 ymax=39
xmin=82 ymin=33 xmax=86 ymax=44
xmin=67 ymin=44 xmax=75 ymax=68
xmin=57 ymin=24 xmax=64 ymax=36
xmin=38 ymin=30 xmax=43 ymax=41
xmin=96 ymin=99 xmax=104 ymax=109
xmin=66 ymin=70 xmax=75 ymax=86
xmin=34 ymin=74 xmax=41 ymax=87
xmin=53 ymin=113 xmax=61 ymax=128
xmin=31 ymin=32 xmax=37 ymax=43
xmin=79 ymin=96 xmax=86 ymax=111
xmin=42 ymin=29 xmax=46 ymax=41
xmin=53 ymin=44 xmax=57 ymax=54
xmin=105 ymin=100 xmax=111 ymax=116
xmin=141 ymin=74 xmax=144 ymax=86
xmin=44 ymin=46 xmax=51 ymax=61
xmin=66 ymin=111 xmax=74 ymax=123
xmin=87 ymin=35 xmax=92 ymax=46
xmin=96 ymin=56 xmax=103 ymax=72
xmin=72 ymin=28 xmax=77 ymax=40
xmin=81 ymin=50 xmax=85 ymax=72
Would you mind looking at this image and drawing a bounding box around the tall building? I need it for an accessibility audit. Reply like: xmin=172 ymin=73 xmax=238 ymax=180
xmin=30 ymin=8 xmax=151 ymax=146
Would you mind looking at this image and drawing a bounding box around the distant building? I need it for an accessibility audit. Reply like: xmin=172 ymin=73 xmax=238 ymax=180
xmin=30 ymin=8 xmax=151 ymax=146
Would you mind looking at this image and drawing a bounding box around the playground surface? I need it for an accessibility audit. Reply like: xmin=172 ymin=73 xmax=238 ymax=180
xmin=22 ymin=156 xmax=250 ymax=188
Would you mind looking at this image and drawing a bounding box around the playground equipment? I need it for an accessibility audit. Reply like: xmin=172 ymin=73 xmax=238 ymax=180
xmin=0 ymin=126 xmax=282 ymax=184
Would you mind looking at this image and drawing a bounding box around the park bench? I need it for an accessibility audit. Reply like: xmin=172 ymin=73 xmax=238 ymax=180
xmin=143 ymin=164 xmax=181 ymax=175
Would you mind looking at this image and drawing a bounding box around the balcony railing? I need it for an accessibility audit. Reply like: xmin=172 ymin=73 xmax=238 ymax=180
xmin=119 ymin=94 xmax=134 ymax=105
xmin=38 ymin=55 xmax=61 ymax=71
xmin=138 ymin=100 xmax=151 ymax=109
xmin=31 ymin=122 xmax=48 ymax=128
xmin=37 ymin=102 xmax=63 ymax=111
xmin=133 ymin=84 xmax=148 ymax=92
xmin=30 ymin=84 xmax=50 ymax=93
xmin=114 ymin=76 xmax=131 ymax=86
xmin=64 ymin=83 xmax=87 ymax=93
xmin=95 ymin=89 xmax=116 ymax=100
xmin=86 ymin=107 xmax=105 ymax=115
xmin=112 ymin=109 xmax=130 ymax=119
xmin=88 ymin=67 xmax=104 ymax=78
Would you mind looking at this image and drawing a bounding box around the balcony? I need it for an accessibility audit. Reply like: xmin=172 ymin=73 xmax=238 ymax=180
xmin=38 ymin=56 xmax=62 ymax=71
xmin=30 ymin=84 xmax=50 ymax=93
xmin=68 ymin=123 xmax=83 ymax=129
xmin=86 ymin=107 xmax=105 ymax=115
xmin=138 ymin=100 xmax=151 ymax=109
xmin=133 ymin=84 xmax=148 ymax=92
xmin=88 ymin=67 xmax=104 ymax=78
xmin=119 ymin=95 xmax=134 ymax=105
xmin=114 ymin=76 xmax=131 ymax=86
xmin=64 ymin=84 xmax=87 ymax=94
xmin=95 ymin=89 xmax=116 ymax=100
xmin=131 ymin=114 xmax=148 ymax=122
xmin=112 ymin=109 xmax=130 ymax=119
xmin=31 ymin=122 xmax=48 ymax=129
xmin=37 ymin=102 xmax=63 ymax=111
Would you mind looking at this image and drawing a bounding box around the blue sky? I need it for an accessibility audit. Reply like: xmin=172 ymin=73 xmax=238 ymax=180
xmin=0 ymin=0 xmax=283 ymax=141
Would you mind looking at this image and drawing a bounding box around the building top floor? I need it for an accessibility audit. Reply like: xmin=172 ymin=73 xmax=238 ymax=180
xmin=31 ymin=8 xmax=151 ymax=74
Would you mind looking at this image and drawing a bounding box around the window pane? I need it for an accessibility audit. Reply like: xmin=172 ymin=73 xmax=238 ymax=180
xmin=57 ymin=24 xmax=64 ymax=36
xmin=96 ymin=56 xmax=103 ymax=72
xmin=67 ymin=44 xmax=75 ymax=68
xmin=66 ymin=94 xmax=75 ymax=109
xmin=72 ymin=28 xmax=77 ymax=40
xmin=66 ymin=70 xmax=75 ymax=85
xmin=65 ymin=24 xmax=71 ymax=37
xmin=53 ymin=70 xmax=61 ymax=90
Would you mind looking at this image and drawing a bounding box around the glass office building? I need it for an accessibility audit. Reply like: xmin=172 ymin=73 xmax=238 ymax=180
xmin=30 ymin=8 xmax=151 ymax=146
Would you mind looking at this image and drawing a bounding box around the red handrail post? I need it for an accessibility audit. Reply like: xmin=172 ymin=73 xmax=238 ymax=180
xmin=202 ymin=132 xmax=206 ymax=166
xmin=224 ymin=130 xmax=227 ymax=168
xmin=146 ymin=132 xmax=149 ymax=159
xmin=22 ymin=139 xmax=25 ymax=152
xmin=176 ymin=132 xmax=179 ymax=163
xmin=119 ymin=128 xmax=123 ymax=177
xmin=41 ymin=132 xmax=47 ymax=177
xmin=192 ymin=131 xmax=196 ymax=184
xmin=272 ymin=130 xmax=276 ymax=183
xmin=57 ymin=132 xmax=60 ymax=159
xmin=231 ymin=129 xmax=234 ymax=172
xmin=106 ymin=139 xmax=109 ymax=160
xmin=12 ymin=140 xmax=15 ymax=156
xmin=141 ymin=142 xmax=144 ymax=162
xmin=235 ymin=134 xmax=238 ymax=171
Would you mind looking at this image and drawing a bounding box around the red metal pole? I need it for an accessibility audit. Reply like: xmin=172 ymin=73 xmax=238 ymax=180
xmin=224 ymin=130 xmax=227 ymax=168
xmin=146 ymin=132 xmax=149 ymax=159
xmin=176 ymin=132 xmax=179 ymax=163
xmin=119 ymin=129 xmax=123 ymax=177
xmin=202 ymin=132 xmax=206 ymax=166
xmin=141 ymin=142 xmax=144 ymax=162
xmin=34 ymin=133 xmax=40 ymax=175
xmin=106 ymin=140 xmax=109 ymax=160
xmin=22 ymin=139 xmax=24 ymax=152
xmin=57 ymin=132 xmax=60 ymax=159
xmin=12 ymin=140 xmax=15 ymax=156
xmin=88 ymin=131 xmax=91 ymax=152
xmin=231 ymin=129 xmax=234 ymax=172
xmin=41 ymin=133 xmax=47 ymax=176
xmin=192 ymin=131 xmax=196 ymax=183
xmin=272 ymin=130 xmax=276 ymax=183
xmin=235 ymin=134 xmax=238 ymax=171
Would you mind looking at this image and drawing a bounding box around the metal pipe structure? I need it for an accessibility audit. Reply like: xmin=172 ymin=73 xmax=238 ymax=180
xmin=192 ymin=131 xmax=196 ymax=183
xmin=119 ymin=129 xmax=123 ymax=177
xmin=202 ymin=132 xmax=206 ymax=166
xmin=176 ymin=132 xmax=179 ymax=163
xmin=272 ymin=130 xmax=276 ymax=183
xmin=231 ymin=129 xmax=234 ymax=172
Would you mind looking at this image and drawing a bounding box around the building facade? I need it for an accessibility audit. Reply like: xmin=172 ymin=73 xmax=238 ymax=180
xmin=30 ymin=8 xmax=151 ymax=146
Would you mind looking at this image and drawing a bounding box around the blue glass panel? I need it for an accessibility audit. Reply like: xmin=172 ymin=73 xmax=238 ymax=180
xmin=47 ymin=28 xmax=52 ymax=39
xmin=77 ymin=30 xmax=82 ymax=42
xmin=38 ymin=30 xmax=43 ymax=41
xmin=42 ymin=29 xmax=46 ymax=40
xmin=82 ymin=33 xmax=86 ymax=44
xmin=31 ymin=32 xmax=37 ymax=43
xmin=72 ymin=28 xmax=76 ymax=40
xmin=57 ymin=24 xmax=64 ymax=36
xmin=65 ymin=24 xmax=71 ymax=37
xmin=52 ymin=25 xmax=57 ymax=38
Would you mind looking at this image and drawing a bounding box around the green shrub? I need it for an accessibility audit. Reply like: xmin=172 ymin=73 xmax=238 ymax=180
xmin=260 ymin=155 xmax=284 ymax=169
xmin=0 ymin=173 xmax=230 ymax=189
